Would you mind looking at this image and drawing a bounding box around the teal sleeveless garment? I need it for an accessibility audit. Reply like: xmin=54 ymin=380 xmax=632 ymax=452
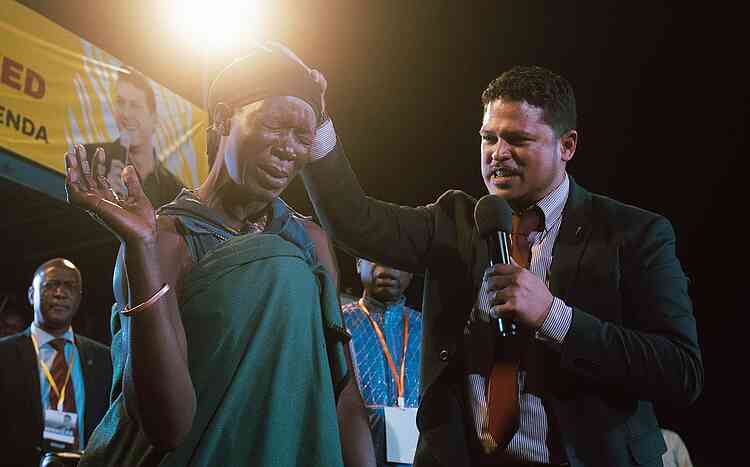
xmin=80 ymin=191 xmax=350 ymax=466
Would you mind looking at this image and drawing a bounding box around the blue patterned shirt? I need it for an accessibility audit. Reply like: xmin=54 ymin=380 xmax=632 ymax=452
xmin=343 ymin=295 xmax=422 ymax=467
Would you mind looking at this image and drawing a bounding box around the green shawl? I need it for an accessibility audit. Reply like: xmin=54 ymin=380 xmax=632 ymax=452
xmin=80 ymin=200 xmax=349 ymax=466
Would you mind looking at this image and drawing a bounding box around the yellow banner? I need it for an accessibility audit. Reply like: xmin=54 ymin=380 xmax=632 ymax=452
xmin=0 ymin=1 xmax=208 ymax=193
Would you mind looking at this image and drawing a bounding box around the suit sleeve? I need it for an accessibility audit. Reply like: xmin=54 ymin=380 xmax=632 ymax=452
xmin=302 ymin=142 xmax=437 ymax=273
xmin=559 ymin=216 xmax=703 ymax=407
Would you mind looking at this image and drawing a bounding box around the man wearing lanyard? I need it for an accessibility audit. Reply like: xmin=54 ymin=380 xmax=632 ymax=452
xmin=0 ymin=258 xmax=111 ymax=466
xmin=343 ymin=258 xmax=422 ymax=466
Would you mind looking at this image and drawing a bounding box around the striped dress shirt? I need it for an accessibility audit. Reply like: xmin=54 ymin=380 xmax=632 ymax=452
xmin=468 ymin=174 xmax=572 ymax=463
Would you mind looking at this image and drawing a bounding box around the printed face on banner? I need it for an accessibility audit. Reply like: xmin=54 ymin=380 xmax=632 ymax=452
xmin=113 ymin=81 xmax=157 ymax=150
xmin=0 ymin=1 xmax=209 ymax=198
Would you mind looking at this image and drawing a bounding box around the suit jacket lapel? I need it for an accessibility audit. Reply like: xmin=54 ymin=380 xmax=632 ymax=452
xmin=19 ymin=328 xmax=44 ymax=438
xmin=549 ymin=176 xmax=592 ymax=300
xmin=75 ymin=335 xmax=95 ymax=443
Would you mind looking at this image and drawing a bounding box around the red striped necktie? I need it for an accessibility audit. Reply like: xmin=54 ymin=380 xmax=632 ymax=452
xmin=48 ymin=338 xmax=78 ymax=445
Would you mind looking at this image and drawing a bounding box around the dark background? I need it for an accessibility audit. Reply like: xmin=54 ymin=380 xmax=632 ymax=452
xmin=2 ymin=1 xmax=746 ymax=465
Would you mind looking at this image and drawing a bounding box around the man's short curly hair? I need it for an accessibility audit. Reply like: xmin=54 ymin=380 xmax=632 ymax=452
xmin=481 ymin=65 xmax=576 ymax=137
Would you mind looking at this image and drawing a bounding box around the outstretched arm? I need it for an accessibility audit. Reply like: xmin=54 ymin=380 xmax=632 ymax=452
xmin=66 ymin=145 xmax=195 ymax=450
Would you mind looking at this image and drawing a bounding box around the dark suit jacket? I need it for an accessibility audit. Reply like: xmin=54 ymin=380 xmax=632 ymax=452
xmin=302 ymin=147 xmax=703 ymax=467
xmin=0 ymin=328 xmax=112 ymax=467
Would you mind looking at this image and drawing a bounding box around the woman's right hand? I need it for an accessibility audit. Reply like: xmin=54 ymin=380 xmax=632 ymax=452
xmin=65 ymin=144 xmax=157 ymax=246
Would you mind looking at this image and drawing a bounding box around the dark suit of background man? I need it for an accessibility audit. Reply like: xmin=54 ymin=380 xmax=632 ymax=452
xmin=84 ymin=66 xmax=184 ymax=209
xmin=0 ymin=258 xmax=112 ymax=466
xmin=301 ymin=64 xmax=703 ymax=466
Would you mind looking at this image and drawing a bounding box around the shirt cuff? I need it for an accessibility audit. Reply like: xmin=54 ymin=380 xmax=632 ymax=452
xmin=535 ymin=297 xmax=572 ymax=344
xmin=309 ymin=118 xmax=337 ymax=161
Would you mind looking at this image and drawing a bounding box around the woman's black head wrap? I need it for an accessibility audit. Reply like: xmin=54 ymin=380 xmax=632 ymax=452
xmin=207 ymin=45 xmax=322 ymax=125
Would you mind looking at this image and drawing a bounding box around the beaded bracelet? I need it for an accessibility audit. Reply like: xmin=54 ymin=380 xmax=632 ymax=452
xmin=120 ymin=283 xmax=170 ymax=316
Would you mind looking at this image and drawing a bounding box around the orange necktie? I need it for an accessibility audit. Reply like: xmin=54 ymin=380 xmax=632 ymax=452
xmin=486 ymin=207 xmax=542 ymax=447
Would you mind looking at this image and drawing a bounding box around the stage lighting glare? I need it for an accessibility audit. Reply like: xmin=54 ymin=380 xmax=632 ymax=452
xmin=169 ymin=0 xmax=266 ymax=52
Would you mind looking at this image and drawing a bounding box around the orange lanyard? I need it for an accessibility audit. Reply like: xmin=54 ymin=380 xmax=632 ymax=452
xmin=359 ymin=298 xmax=409 ymax=407
xmin=30 ymin=335 xmax=75 ymax=411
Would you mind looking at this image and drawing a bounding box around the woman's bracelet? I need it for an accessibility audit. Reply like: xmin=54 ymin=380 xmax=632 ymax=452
xmin=120 ymin=283 xmax=170 ymax=316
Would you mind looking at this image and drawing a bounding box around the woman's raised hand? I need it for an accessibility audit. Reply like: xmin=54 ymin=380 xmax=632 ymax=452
xmin=64 ymin=144 xmax=157 ymax=245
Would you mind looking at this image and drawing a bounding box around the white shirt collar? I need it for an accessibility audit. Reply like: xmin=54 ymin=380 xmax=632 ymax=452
xmin=31 ymin=322 xmax=75 ymax=348
xmin=535 ymin=173 xmax=570 ymax=231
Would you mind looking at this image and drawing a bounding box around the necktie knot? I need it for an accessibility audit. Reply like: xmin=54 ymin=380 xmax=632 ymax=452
xmin=510 ymin=206 xmax=542 ymax=270
xmin=49 ymin=338 xmax=67 ymax=352
xmin=511 ymin=206 xmax=543 ymax=235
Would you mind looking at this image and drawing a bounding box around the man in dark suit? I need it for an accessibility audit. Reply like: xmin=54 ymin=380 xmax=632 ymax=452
xmin=300 ymin=64 xmax=703 ymax=466
xmin=0 ymin=258 xmax=112 ymax=466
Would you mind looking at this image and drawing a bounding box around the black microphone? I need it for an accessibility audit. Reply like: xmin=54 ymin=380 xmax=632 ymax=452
xmin=120 ymin=132 xmax=131 ymax=166
xmin=474 ymin=194 xmax=518 ymax=337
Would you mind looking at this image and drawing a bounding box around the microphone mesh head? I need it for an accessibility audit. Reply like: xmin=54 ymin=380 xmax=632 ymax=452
xmin=474 ymin=194 xmax=513 ymax=236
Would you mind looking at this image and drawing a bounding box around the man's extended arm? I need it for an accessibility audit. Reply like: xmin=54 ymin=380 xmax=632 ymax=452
xmin=303 ymin=124 xmax=437 ymax=274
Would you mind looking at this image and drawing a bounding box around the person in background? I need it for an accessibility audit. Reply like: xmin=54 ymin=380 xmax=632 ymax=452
xmin=0 ymin=297 xmax=27 ymax=338
xmin=84 ymin=66 xmax=184 ymax=208
xmin=0 ymin=258 xmax=112 ymax=466
xmin=343 ymin=258 xmax=421 ymax=466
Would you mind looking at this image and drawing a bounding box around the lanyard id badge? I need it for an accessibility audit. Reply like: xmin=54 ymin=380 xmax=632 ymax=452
xmin=43 ymin=409 xmax=78 ymax=450
xmin=384 ymin=405 xmax=419 ymax=463
xmin=31 ymin=335 xmax=78 ymax=450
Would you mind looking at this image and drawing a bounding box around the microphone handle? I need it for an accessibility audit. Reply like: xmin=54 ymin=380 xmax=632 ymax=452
xmin=487 ymin=232 xmax=517 ymax=337
xmin=118 ymin=143 xmax=131 ymax=198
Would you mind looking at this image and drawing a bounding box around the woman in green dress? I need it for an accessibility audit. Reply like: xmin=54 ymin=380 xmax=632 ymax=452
xmin=64 ymin=45 xmax=375 ymax=466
